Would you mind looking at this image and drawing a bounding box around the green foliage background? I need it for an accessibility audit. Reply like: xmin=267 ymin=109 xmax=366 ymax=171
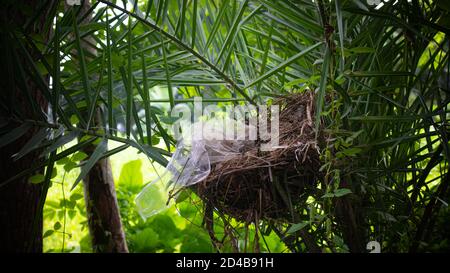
xmin=43 ymin=143 xmax=287 ymax=252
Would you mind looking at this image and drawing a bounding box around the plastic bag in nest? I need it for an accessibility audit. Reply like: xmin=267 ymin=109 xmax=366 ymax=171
xmin=135 ymin=117 xmax=256 ymax=219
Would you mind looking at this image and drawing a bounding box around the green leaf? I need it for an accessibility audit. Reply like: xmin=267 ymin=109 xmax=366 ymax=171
xmin=160 ymin=35 xmax=174 ymax=109
xmin=118 ymin=159 xmax=143 ymax=189
xmin=53 ymin=221 xmax=61 ymax=231
xmin=322 ymin=188 xmax=352 ymax=198
xmin=110 ymin=51 xmax=124 ymax=67
xmin=72 ymin=151 xmax=88 ymax=162
xmin=216 ymin=0 xmax=249 ymax=64
xmin=51 ymin=167 xmax=58 ymax=179
xmin=149 ymin=214 xmax=179 ymax=243
xmin=43 ymin=131 xmax=79 ymax=156
xmin=179 ymin=231 xmax=212 ymax=253
xmin=130 ymin=227 xmax=160 ymax=252
xmin=158 ymin=115 xmax=179 ymax=124
xmin=315 ymin=45 xmax=331 ymax=132
xmin=244 ymin=42 xmax=323 ymax=89
xmin=68 ymin=210 xmax=77 ymax=219
xmin=178 ymin=199 xmax=197 ymax=218
xmin=151 ymin=135 xmax=160 ymax=146
xmin=70 ymin=193 xmax=84 ymax=201
xmin=29 ymin=174 xmax=45 ymax=184
xmin=191 ymin=0 xmax=198 ymax=48
xmin=126 ymin=13 xmax=134 ymax=138
xmin=344 ymin=47 xmax=375 ymax=56
xmin=70 ymin=115 xmax=79 ymax=125
xmin=52 ymin=21 xmax=60 ymax=123
xmin=204 ymin=0 xmax=230 ymax=50
xmin=71 ymin=139 xmax=108 ymax=190
xmin=287 ymin=222 xmax=309 ymax=234
xmin=341 ymin=147 xmax=362 ymax=156
xmin=43 ymin=230 xmax=54 ymax=238
xmin=175 ymin=190 xmax=190 ymax=204
xmin=63 ymin=161 xmax=78 ymax=172
xmin=106 ymin=11 xmax=114 ymax=136
xmin=73 ymin=9 xmax=92 ymax=111
xmin=284 ymin=78 xmax=308 ymax=88
xmin=376 ymin=211 xmax=398 ymax=222
xmin=129 ymin=141 xmax=168 ymax=167
xmin=335 ymin=0 xmax=345 ymax=72
xmin=321 ymin=192 xmax=335 ymax=199
xmin=349 ymin=115 xmax=419 ymax=122
xmin=13 ymin=128 xmax=48 ymax=161
xmin=344 ymin=71 xmax=412 ymax=77
xmin=0 ymin=123 xmax=32 ymax=149
xmin=334 ymin=188 xmax=352 ymax=197
xmin=44 ymin=209 xmax=56 ymax=220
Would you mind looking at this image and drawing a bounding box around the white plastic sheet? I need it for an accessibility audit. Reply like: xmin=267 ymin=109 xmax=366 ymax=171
xmin=135 ymin=117 xmax=256 ymax=219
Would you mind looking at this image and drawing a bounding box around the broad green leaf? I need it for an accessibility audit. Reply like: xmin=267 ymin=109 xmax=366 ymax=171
xmin=118 ymin=159 xmax=143 ymax=189
xmin=63 ymin=161 xmax=78 ymax=173
xmin=130 ymin=227 xmax=160 ymax=252
xmin=53 ymin=221 xmax=61 ymax=231
xmin=29 ymin=174 xmax=45 ymax=184
xmin=70 ymin=193 xmax=84 ymax=201
xmin=43 ymin=230 xmax=54 ymax=238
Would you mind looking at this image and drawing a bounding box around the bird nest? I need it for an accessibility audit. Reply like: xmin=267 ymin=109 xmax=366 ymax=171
xmin=193 ymin=92 xmax=322 ymax=224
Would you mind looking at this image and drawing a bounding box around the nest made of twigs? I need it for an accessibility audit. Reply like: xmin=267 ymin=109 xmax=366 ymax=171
xmin=193 ymin=91 xmax=322 ymax=223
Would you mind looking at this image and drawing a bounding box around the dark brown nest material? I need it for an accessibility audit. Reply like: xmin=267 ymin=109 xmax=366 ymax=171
xmin=194 ymin=92 xmax=322 ymax=223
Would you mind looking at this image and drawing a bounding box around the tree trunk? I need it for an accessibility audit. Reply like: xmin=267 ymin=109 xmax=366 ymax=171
xmin=0 ymin=134 xmax=45 ymax=252
xmin=0 ymin=0 xmax=54 ymax=252
xmin=74 ymin=0 xmax=128 ymax=253
xmin=334 ymin=174 xmax=365 ymax=252
xmin=335 ymin=197 xmax=365 ymax=252
xmin=83 ymin=130 xmax=129 ymax=252
xmin=82 ymin=113 xmax=128 ymax=253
